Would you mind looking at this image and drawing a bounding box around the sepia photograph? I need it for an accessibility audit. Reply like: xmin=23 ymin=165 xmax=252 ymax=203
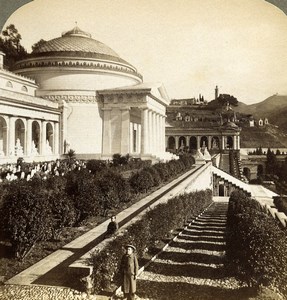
xmin=0 ymin=0 xmax=287 ymax=299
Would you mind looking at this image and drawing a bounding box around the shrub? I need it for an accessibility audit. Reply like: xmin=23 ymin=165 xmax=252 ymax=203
xmin=96 ymin=170 xmax=130 ymax=213
xmin=1 ymin=180 xmax=53 ymax=260
xmin=273 ymin=196 xmax=287 ymax=216
xmin=143 ymin=166 xmax=161 ymax=187
xmin=129 ymin=170 xmax=154 ymax=194
xmin=91 ymin=189 xmax=212 ymax=293
xmin=48 ymin=191 xmax=78 ymax=235
xmin=86 ymin=160 xmax=107 ymax=175
xmin=226 ymin=191 xmax=287 ymax=294
xmin=66 ymin=169 xmax=101 ymax=222
xmin=153 ymin=163 xmax=170 ymax=182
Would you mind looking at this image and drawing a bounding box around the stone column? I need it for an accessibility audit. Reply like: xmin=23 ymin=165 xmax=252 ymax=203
xmin=175 ymin=136 xmax=179 ymax=150
xmin=208 ymin=136 xmax=212 ymax=149
xmin=237 ymin=135 xmax=240 ymax=150
xmin=41 ymin=121 xmax=47 ymax=155
xmin=26 ymin=119 xmax=33 ymax=156
xmin=129 ymin=122 xmax=133 ymax=153
xmin=54 ymin=122 xmax=59 ymax=155
xmin=155 ymin=113 xmax=159 ymax=154
xmin=148 ymin=110 xmax=153 ymax=154
xmin=221 ymin=136 xmax=225 ymax=150
xmin=102 ymin=108 xmax=112 ymax=155
xmin=141 ymin=108 xmax=149 ymax=155
xmin=197 ymin=136 xmax=201 ymax=149
xmin=60 ymin=100 xmax=69 ymax=155
xmin=8 ymin=116 xmax=16 ymax=156
xmin=161 ymin=115 xmax=165 ymax=152
xmin=137 ymin=124 xmax=141 ymax=153
xmin=121 ymin=108 xmax=130 ymax=154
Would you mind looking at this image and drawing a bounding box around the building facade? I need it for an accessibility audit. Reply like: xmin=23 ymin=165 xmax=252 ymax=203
xmin=0 ymin=27 xmax=171 ymax=164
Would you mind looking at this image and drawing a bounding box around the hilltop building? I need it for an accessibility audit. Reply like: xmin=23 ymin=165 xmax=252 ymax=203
xmin=166 ymin=86 xmax=241 ymax=154
xmin=0 ymin=27 xmax=171 ymax=163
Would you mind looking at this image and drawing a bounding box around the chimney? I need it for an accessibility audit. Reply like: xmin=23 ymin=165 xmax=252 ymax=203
xmin=215 ymin=85 xmax=219 ymax=100
xmin=0 ymin=51 xmax=5 ymax=69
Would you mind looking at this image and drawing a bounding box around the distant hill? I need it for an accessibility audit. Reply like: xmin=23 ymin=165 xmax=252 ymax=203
xmin=234 ymin=95 xmax=287 ymax=133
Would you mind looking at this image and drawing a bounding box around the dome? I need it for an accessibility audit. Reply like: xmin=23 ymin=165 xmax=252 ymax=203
xmin=222 ymin=121 xmax=238 ymax=129
xmin=31 ymin=26 xmax=127 ymax=64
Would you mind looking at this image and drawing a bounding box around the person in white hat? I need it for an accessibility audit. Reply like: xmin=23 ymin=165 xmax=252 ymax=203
xmin=119 ymin=244 xmax=139 ymax=300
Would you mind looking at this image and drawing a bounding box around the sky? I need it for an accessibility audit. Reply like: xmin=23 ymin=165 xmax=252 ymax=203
xmin=2 ymin=0 xmax=287 ymax=104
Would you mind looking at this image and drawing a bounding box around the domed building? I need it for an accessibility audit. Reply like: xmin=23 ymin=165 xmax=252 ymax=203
xmin=0 ymin=27 xmax=170 ymax=163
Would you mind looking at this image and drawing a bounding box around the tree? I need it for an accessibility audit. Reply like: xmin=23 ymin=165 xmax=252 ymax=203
xmin=217 ymin=94 xmax=238 ymax=107
xmin=0 ymin=24 xmax=27 ymax=69
xmin=266 ymin=148 xmax=278 ymax=175
xmin=32 ymin=39 xmax=46 ymax=52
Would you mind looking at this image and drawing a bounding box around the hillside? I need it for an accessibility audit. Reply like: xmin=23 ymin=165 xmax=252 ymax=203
xmin=240 ymin=124 xmax=287 ymax=148
xmin=234 ymin=94 xmax=287 ymax=133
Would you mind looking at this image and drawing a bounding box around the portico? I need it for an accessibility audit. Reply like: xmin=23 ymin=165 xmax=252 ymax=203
xmin=98 ymin=83 xmax=169 ymax=160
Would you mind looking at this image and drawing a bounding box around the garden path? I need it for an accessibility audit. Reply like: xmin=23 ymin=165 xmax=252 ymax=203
xmin=133 ymin=201 xmax=254 ymax=300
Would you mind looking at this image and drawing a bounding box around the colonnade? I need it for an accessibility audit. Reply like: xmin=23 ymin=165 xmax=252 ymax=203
xmin=141 ymin=108 xmax=165 ymax=156
xmin=0 ymin=114 xmax=60 ymax=158
xmin=166 ymin=134 xmax=240 ymax=151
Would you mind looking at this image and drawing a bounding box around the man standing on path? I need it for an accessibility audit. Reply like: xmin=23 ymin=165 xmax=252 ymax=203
xmin=119 ymin=244 xmax=139 ymax=300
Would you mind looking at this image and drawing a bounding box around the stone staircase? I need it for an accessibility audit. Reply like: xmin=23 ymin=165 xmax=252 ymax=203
xmin=135 ymin=202 xmax=248 ymax=300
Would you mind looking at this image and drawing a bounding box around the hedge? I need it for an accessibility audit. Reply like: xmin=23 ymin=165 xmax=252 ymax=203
xmin=90 ymin=189 xmax=212 ymax=293
xmin=226 ymin=190 xmax=287 ymax=294
xmin=0 ymin=155 xmax=195 ymax=260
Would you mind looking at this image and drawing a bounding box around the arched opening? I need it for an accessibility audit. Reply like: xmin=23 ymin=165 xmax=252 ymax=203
xmin=21 ymin=86 xmax=28 ymax=92
xmin=32 ymin=121 xmax=40 ymax=155
xmin=167 ymin=136 xmax=176 ymax=152
xmin=219 ymin=184 xmax=225 ymax=196
xmin=46 ymin=123 xmax=54 ymax=154
xmin=15 ymin=119 xmax=25 ymax=156
xmin=243 ymin=167 xmax=251 ymax=181
xmin=0 ymin=117 xmax=7 ymax=156
xmin=200 ymin=136 xmax=208 ymax=148
xmin=178 ymin=136 xmax=186 ymax=151
xmin=211 ymin=136 xmax=220 ymax=149
xmin=226 ymin=136 xmax=233 ymax=149
xmin=189 ymin=136 xmax=197 ymax=150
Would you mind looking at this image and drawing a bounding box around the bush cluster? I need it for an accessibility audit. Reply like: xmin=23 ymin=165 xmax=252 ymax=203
xmin=273 ymin=196 xmax=287 ymax=216
xmin=91 ymin=189 xmax=212 ymax=293
xmin=0 ymin=155 xmax=195 ymax=260
xmin=129 ymin=154 xmax=195 ymax=194
xmin=226 ymin=190 xmax=287 ymax=294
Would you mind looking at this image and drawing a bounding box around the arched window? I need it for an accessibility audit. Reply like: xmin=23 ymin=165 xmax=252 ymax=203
xmin=189 ymin=136 xmax=197 ymax=150
xmin=21 ymin=85 xmax=28 ymax=92
xmin=6 ymin=81 xmax=13 ymax=88
xmin=167 ymin=136 xmax=176 ymax=151
xmin=0 ymin=117 xmax=8 ymax=156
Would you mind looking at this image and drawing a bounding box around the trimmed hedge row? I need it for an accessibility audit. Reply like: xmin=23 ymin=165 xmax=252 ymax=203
xmin=0 ymin=155 xmax=195 ymax=260
xmin=226 ymin=190 xmax=287 ymax=294
xmin=90 ymin=189 xmax=212 ymax=294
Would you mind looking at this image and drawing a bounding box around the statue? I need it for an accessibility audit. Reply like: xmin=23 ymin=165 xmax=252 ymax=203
xmin=203 ymin=147 xmax=211 ymax=161
xmin=46 ymin=140 xmax=52 ymax=155
xmin=15 ymin=138 xmax=23 ymax=156
xmin=31 ymin=140 xmax=38 ymax=156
